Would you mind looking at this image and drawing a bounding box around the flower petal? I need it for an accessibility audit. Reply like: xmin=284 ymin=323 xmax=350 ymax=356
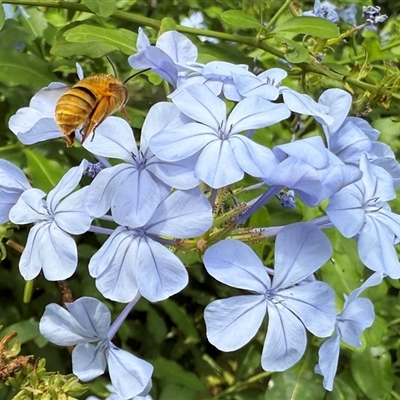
xmin=72 ymin=342 xmax=107 ymax=381
xmin=204 ymin=239 xmax=271 ymax=292
xmin=204 ymin=295 xmax=267 ymax=351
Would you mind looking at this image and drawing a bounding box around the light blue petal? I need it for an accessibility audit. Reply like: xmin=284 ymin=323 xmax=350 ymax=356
xmin=278 ymin=282 xmax=336 ymax=337
xmin=317 ymin=88 xmax=352 ymax=133
xmin=0 ymin=191 xmax=21 ymax=224
xmin=273 ymin=136 xmax=328 ymax=168
xmin=150 ymin=122 xmax=216 ymax=161
xmin=358 ymin=218 xmax=400 ymax=278
xmin=347 ymin=272 xmax=385 ymax=303
xmin=272 ymin=223 xmax=332 ymax=289
xmin=111 ymin=169 xmax=169 ymax=228
xmin=262 ymin=303 xmax=307 ymax=371
xmin=280 ymin=87 xmax=334 ymax=125
xmin=128 ymin=46 xmax=178 ymax=87
xmin=47 ymin=160 xmax=88 ymax=213
xmin=230 ymin=135 xmax=278 ymax=179
xmin=145 ymin=188 xmax=212 ymax=238
xmin=90 ymin=228 xmax=139 ymax=303
xmin=195 ymin=139 xmax=244 ymax=188
xmin=72 ymin=342 xmax=107 ymax=381
xmin=233 ymin=73 xmax=280 ymax=101
xmin=338 ymin=297 xmax=375 ymax=347
xmin=55 ymin=187 xmax=93 ymax=234
xmin=228 ymin=97 xmax=290 ymax=133
xmin=9 ymin=188 xmax=47 ymax=224
xmin=327 ymin=188 xmax=365 ymax=238
xmin=156 ymin=31 xmax=198 ymax=67
xmin=147 ymin=152 xmax=199 ymax=190
xmin=39 ymin=303 xmax=102 ymax=345
xmin=107 ymin=344 xmax=153 ymax=400
xmin=19 ymin=222 xmax=77 ymax=281
xmin=141 ymin=102 xmax=191 ymax=150
xmin=136 ymin=27 xmax=150 ymax=51
xmin=18 ymin=223 xmax=48 ymax=280
xmin=0 ymin=159 xmax=31 ymax=190
xmin=314 ymin=334 xmax=341 ymax=391
xmin=85 ymin=164 xmax=135 ymax=218
xmin=204 ymin=295 xmax=267 ymax=351
xmin=135 ymin=237 xmax=188 ymax=302
xmin=172 ymin=84 xmax=226 ymax=131
xmin=204 ymin=239 xmax=271 ymax=292
xmin=83 ymin=117 xmax=138 ymax=162
xmin=65 ymin=297 xmax=111 ymax=338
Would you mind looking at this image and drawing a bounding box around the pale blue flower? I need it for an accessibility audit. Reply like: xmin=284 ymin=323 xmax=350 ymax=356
xmin=40 ymin=297 xmax=153 ymax=400
xmin=8 ymin=82 xmax=68 ymax=145
xmin=302 ymin=0 xmax=339 ymax=24
xmin=204 ymin=223 xmax=336 ymax=371
xmin=150 ymin=84 xmax=290 ymax=188
xmin=315 ymin=272 xmax=383 ymax=390
xmin=9 ymin=160 xmax=93 ymax=280
xmin=0 ymin=159 xmax=31 ymax=224
xmin=89 ymin=188 xmax=212 ymax=303
xmin=84 ymin=113 xmax=198 ymax=228
xmin=180 ymin=11 xmax=219 ymax=43
xmin=128 ymin=28 xmax=197 ymax=87
xmin=266 ymin=136 xmax=362 ymax=206
xmin=327 ymin=154 xmax=400 ymax=278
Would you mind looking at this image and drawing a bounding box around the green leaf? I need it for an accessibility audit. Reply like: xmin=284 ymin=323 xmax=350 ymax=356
xmin=221 ymin=10 xmax=262 ymax=29
xmin=350 ymin=347 xmax=394 ymax=400
xmin=160 ymin=17 xmax=177 ymax=33
xmin=82 ymin=0 xmax=116 ymax=18
xmin=0 ymin=50 xmax=54 ymax=89
xmin=159 ymin=383 xmax=195 ymax=400
xmin=23 ymin=149 xmax=65 ymax=192
xmin=160 ymin=299 xmax=200 ymax=343
xmin=51 ymin=24 xmax=117 ymax=58
xmin=64 ymin=25 xmax=137 ymax=55
xmin=273 ymin=16 xmax=340 ymax=39
xmin=1 ymin=319 xmax=40 ymax=344
xmin=147 ymin=307 xmax=167 ymax=344
xmin=0 ymin=20 xmax=35 ymax=50
xmin=278 ymin=37 xmax=309 ymax=64
xmin=152 ymin=358 xmax=206 ymax=391
xmin=0 ymin=1 xmax=5 ymax=31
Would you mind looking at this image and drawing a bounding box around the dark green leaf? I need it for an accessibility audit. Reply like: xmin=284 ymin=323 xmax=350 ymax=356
xmin=147 ymin=307 xmax=167 ymax=344
xmin=64 ymin=25 xmax=137 ymax=55
xmin=0 ymin=20 xmax=35 ymax=50
xmin=82 ymin=0 xmax=116 ymax=18
xmin=152 ymin=358 xmax=206 ymax=391
xmin=160 ymin=299 xmax=200 ymax=343
xmin=221 ymin=10 xmax=261 ymax=29
xmin=0 ymin=50 xmax=54 ymax=89
xmin=23 ymin=149 xmax=66 ymax=192
xmin=350 ymin=347 xmax=394 ymax=400
xmin=159 ymin=383 xmax=195 ymax=400
xmin=273 ymin=16 xmax=340 ymax=39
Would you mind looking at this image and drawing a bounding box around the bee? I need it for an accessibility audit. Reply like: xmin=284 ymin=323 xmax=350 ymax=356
xmin=55 ymin=63 xmax=147 ymax=147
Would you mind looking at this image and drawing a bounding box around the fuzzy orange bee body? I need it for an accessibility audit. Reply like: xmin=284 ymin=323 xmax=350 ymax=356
xmin=55 ymin=73 xmax=129 ymax=147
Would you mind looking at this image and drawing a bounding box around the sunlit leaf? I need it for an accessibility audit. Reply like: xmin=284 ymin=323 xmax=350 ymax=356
xmin=64 ymin=25 xmax=137 ymax=55
xmin=273 ymin=16 xmax=340 ymax=39
xmin=82 ymin=0 xmax=116 ymax=18
xmin=221 ymin=10 xmax=261 ymax=29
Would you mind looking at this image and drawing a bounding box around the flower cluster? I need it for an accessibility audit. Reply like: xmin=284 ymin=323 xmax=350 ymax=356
xmin=1 ymin=20 xmax=397 ymax=397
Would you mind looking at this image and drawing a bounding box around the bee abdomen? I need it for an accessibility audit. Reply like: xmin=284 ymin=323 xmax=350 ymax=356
xmin=55 ymin=87 xmax=98 ymax=134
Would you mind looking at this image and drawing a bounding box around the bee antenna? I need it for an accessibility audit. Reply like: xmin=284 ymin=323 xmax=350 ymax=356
xmin=106 ymin=56 xmax=118 ymax=77
xmin=123 ymin=68 xmax=151 ymax=84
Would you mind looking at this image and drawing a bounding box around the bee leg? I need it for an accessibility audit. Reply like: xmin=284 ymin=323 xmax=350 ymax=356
xmin=81 ymin=97 xmax=113 ymax=144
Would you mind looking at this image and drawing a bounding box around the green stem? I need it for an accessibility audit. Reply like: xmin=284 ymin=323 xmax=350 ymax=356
xmin=213 ymin=371 xmax=271 ymax=399
xmin=264 ymin=0 xmax=291 ymax=31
